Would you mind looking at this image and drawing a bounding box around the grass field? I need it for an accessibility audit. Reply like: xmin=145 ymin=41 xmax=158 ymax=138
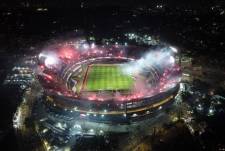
xmin=83 ymin=64 xmax=134 ymax=91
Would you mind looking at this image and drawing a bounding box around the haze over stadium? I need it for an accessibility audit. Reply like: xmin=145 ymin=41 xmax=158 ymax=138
xmin=37 ymin=39 xmax=180 ymax=102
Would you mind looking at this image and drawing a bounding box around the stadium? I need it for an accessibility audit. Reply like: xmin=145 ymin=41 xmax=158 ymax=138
xmin=37 ymin=40 xmax=181 ymax=125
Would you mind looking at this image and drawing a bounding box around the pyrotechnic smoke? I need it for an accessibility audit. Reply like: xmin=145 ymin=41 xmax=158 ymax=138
xmin=120 ymin=47 xmax=175 ymax=76
xmin=119 ymin=47 xmax=178 ymax=97
xmin=39 ymin=51 xmax=61 ymax=69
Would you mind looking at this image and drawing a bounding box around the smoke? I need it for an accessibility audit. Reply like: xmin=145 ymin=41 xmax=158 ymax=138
xmin=120 ymin=47 xmax=175 ymax=76
xmin=39 ymin=51 xmax=61 ymax=69
xmin=118 ymin=47 xmax=178 ymax=98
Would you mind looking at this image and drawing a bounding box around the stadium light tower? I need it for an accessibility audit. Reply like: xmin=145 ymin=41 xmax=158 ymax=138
xmin=169 ymin=46 xmax=178 ymax=53
xmin=45 ymin=56 xmax=57 ymax=66
xmin=38 ymin=53 xmax=45 ymax=59
xmin=169 ymin=56 xmax=175 ymax=64
xmin=82 ymin=43 xmax=89 ymax=49
xmin=91 ymin=43 xmax=96 ymax=49
xmin=44 ymin=54 xmax=61 ymax=69
xmin=169 ymin=46 xmax=181 ymax=66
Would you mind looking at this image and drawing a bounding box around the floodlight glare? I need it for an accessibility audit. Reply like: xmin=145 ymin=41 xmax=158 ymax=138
xmin=169 ymin=46 xmax=178 ymax=53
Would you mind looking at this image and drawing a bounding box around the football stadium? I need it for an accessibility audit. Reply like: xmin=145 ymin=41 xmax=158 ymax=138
xmin=37 ymin=40 xmax=181 ymax=125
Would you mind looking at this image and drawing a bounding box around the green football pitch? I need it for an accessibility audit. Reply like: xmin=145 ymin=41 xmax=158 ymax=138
xmin=83 ymin=64 xmax=134 ymax=91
